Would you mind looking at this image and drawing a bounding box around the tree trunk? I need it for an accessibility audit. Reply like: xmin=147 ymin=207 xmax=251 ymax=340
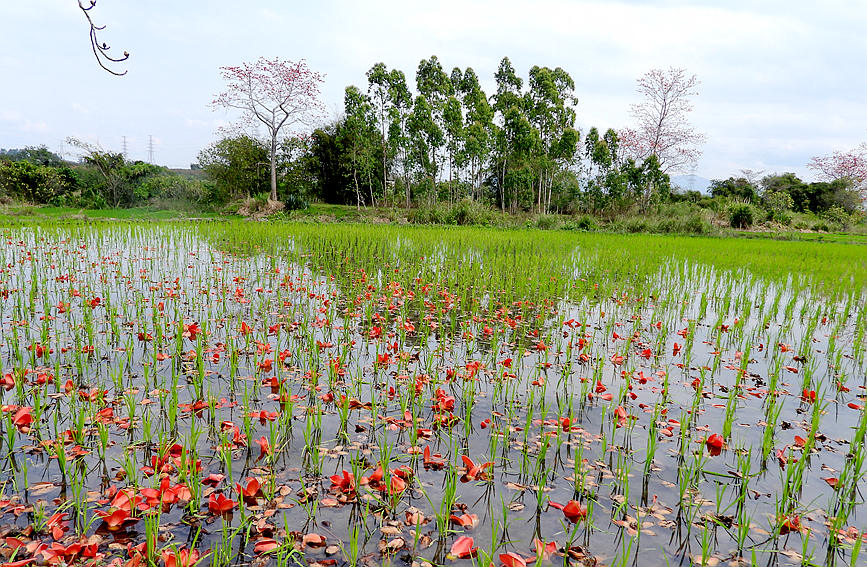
xmin=501 ymin=157 xmax=507 ymax=214
xmin=269 ymin=135 xmax=278 ymax=202
xmin=353 ymin=167 xmax=361 ymax=211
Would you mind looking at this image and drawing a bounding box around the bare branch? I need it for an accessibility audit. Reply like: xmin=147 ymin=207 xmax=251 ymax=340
xmin=78 ymin=0 xmax=129 ymax=76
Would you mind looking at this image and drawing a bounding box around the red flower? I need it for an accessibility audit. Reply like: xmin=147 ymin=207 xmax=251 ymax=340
xmin=95 ymin=508 xmax=139 ymax=531
xmin=207 ymin=493 xmax=236 ymax=515
xmin=235 ymin=477 xmax=261 ymax=501
xmin=460 ymin=455 xmax=493 ymax=482
xmin=548 ymin=499 xmax=587 ymax=523
xmin=706 ymin=434 xmax=724 ymax=456
xmin=161 ymin=548 xmax=206 ymax=567
xmin=255 ymin=436 xmax=272 ymax=461
xmin=449 ymin=536 xmax=477 ymax=559
xmin=499 ymin=552 xmax=527 ymax=567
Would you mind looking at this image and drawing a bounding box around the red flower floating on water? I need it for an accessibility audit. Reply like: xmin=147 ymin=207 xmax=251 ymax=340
xmin=161 ymin=548 xmax=206 ymax=567
xmin=705 ymin=433 xmax=724 ymax=456
xmin=255 ymin=436 xmax=272 ymax=461
xmin=449 ymin=535 xmax=477 ymax=559
xmin=95 ymin=508 xmax=139 ymax=531
xmin=235 ymin=477 xmax=261 ymax=501
xmin=548 ymin=499 xmax=587 ymax=523
xmin=423 ymin=445 xmax=445 ymax=470
xmin=207 ymin=493 xmax=236 ymax=515
xmin=460 ymin=455 xmax=493 ymax=482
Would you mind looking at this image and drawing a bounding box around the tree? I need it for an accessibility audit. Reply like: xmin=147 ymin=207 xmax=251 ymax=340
xmin=77 ymin=1 xmax=129 ymax=75
xmin=366 ymin=63 xmax=396 ymax=206
xmin=620 ymin=67 xmax=706 ymax=179
xmin=340 ymin=86 xmax=380 ymax=209
xmin=0 ymin=146 xmax=64 ymax=167
xmin=197 ymin=136 xmax=270 ymax=203
xmin=213 ymin=57 xmax=324 ymax=202
xmin=66 ymin=137 xmax=128 ymax=206
xmin=808 ymin=143 xmax=867 ymax=202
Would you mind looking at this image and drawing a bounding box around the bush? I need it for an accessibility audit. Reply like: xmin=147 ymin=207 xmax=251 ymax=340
xmin=729 ymin=204 xmax=754 ymax=228
xmin=284 ymin=193 xmax=309 ymax=211
xmin=0 ymin=161 xmax=72 ymax=203
xmin=656 ymin=219 xmax=678 ymax=233
xmin=682 ymin=214 xmax=711 ymax=234
xmin=768 ymin=210 xmax=792 ymax=226
xmin=447 ymin=199 xmax=494 ymax=226
xmin=624 ymin=219 xmax=651 ymax=233
xmin=822 ymin=206 xmax=851 ymax=229
xmin=573 ymin=215 xmax=598 ymax=231
xmin=812 ymin=222 xmax=830 ymax=232
xmin=134 ymin=174 xmax=203 ymax=202
xmin=535 ymin=215 xmax=559 ymax=230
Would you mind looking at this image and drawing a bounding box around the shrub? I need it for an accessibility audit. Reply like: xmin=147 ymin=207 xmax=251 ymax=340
xmin=574 ymin=215 xmax=598 ymax=231
xmin=284 ymin=193 xmax=309 ymax=211
xmin=535 ymin=215 xmax=559 ymax=230
xmin=812 ymin=222 xmax=830 ymax=232
xmin=729 ymin=204 xmax=754 ymax=228
xmin=822 ymin=206 xmax=851 ymax=229
xmin=447 ymin=199 xmax=493 ymax=226
xmin=682 ymin=214 xmax=711 ymax=234
xmin=624 ymin=219 xmax=651 ymax=233
xmin=0 ymin=161 xmax=72 ymax=203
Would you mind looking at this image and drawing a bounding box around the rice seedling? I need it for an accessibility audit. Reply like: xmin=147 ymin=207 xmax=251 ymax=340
xmin=0 ymin=220 xmax=862 ymax=566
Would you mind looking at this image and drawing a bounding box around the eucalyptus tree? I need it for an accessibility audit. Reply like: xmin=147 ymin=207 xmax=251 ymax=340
xmin=406 ymin=95 xmax=442 ymax=204
xmin=385 ymin=69 xmax=412 ymax=207
xmin=340 ymin=86 xmax=380 ymax=209
xmin=366 ymin=63 xmax=394 ymax=205
xmin=491 ymin=57 xmax=526 ymax=212
xmin=527 ymin=66 xmax=579 ymax=213
xmin=415 ymin=56 xmax=454 ymax=190
xmin=458 ymin=67 xmax=493 ymax=200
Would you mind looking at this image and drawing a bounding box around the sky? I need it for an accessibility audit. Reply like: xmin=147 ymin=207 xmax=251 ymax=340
xmin=1 ymin=0 xmax=865 ymax=182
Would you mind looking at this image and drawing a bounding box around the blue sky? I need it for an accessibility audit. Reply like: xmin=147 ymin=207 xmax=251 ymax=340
xmin=1 ymin=0 xmax=865 ymax=181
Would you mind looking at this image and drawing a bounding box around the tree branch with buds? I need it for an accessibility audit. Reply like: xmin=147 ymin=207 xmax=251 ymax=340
xmin=78 ymin=0 xmax=129 ymax=76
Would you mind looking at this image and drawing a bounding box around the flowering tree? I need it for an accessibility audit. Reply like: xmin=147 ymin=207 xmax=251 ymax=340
xmin=619 ymin=67 xmax=705 ymax=175
xmin=808 ymin=143 xmax=867 ymax=201
xmin=213 ymin=57 xmax=325 ymax=202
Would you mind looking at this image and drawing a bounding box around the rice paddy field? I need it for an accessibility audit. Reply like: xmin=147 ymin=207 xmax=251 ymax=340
xmin=0 ymin=220 xmax=865 ymax=567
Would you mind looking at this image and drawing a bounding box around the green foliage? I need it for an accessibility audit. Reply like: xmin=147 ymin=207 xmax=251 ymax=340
xmin=0 ymin=145 xmax=65 ymax=167
xmin=0 ymin=160 xmax=73 ymax=203
xmin=729 ymin=203 xmax=755 ymax=228
xmin=198 ymin=136 xmax=269 ymax=204
xmin=134 ymin=174 xmax=203 ymax=202
xmin=573 ymin=215 xmax=598 ymax=231
xmin=822 ymin=206 xmax=852 ymax=229
xmin=710 ymin=177 xmax=758 ymax=203
xmin=761 ymin=173 xmax=859 ymax=215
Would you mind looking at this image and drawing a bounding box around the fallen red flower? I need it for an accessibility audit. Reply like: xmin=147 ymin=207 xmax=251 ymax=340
xmin=460 ymin=455 xmax=493 ymax=482
xmin=207 ymin=493 xmax=236 ymax=515
xmin=705 ymin=433 xmax=724 ymax=456
xmin=449 ymin=535 xmax=477 ymax=559
xmin=548 ymin=499 xmax=587 ymax=523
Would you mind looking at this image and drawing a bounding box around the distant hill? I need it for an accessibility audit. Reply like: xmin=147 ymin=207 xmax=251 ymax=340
xmin=671 ymin=174 xmax=712 ymax=195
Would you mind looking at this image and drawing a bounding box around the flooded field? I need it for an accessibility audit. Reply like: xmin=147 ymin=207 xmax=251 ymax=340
xmin=0 ymin=221 xmax=865 ymax=567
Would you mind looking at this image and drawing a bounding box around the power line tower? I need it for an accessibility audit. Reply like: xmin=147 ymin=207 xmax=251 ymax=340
xmin=147 ymin=135 xmax=155 ymax=163
xmin=58 ymin=139 xmax=65 ymax=161
xmin=121 ymin=136 xmax=128 ymax=159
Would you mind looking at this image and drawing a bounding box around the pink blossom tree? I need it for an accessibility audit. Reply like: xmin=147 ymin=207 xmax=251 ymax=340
xmin=619 ymin=67 xmax=706 ymax=175
xmin=807 ymin=143 xmax=867 ymax=201
xmin=213 ymin=57 xmax=325 ymax=202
